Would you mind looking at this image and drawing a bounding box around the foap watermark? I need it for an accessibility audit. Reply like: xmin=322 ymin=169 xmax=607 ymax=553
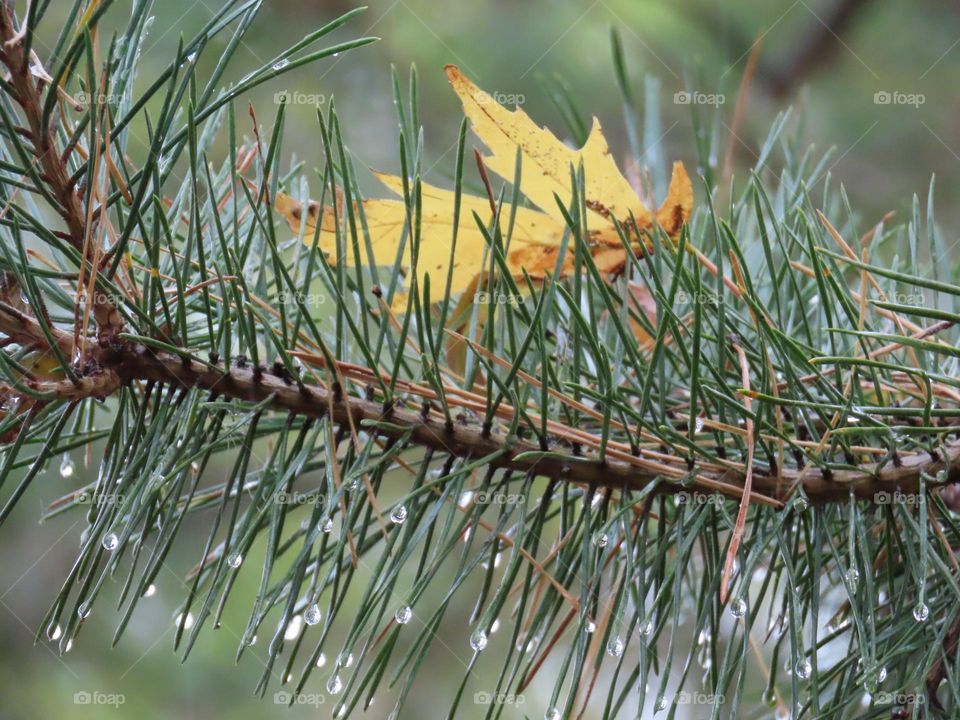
xmin=676 ymin=491 xmax=725 ymax=507
xmin=874 ymin=691 xmax=923 ymax=706
xmin=874 ymin=90 xmax=925 ymax=108
xmin=75 ymin=91 xmax=123 ymax=106
xmin=277 ymin=291 xmax=328 ymax=309
xmin=887 ymin=290 xmax=925 ymax=306
xmin=474 ymin=90 xmax=526 ymax=107
xmin=473 ymin=491 xmax=525 ymax=506
xmin=73 ymin=691 xmax=126 ymax=707
xmin=75 ymin=490 xmax=125 ymax=506
xmin=473 ymin=691 xmax=525 ymax=706
xmin=273 ymin=691 xmax=326 ymax=707
xmin=276 ymin=490 xmax=325 ymax=506
xmin=274 ymin=90 xmax=328 ymax=106
xmin=874 ymin=490 xmax=919 ymax=506
xmin=676 ymin=691 xmax=725 ymax=705
xmin=474 ymin=291 xmax=522 ymax=306
xmin=674 ymin=90 xmax=725 ymax=106
xmin=676 ymin=290 xmax=721 ymax=306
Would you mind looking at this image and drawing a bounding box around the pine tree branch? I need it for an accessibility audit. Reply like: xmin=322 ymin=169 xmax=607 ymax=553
xmin=11 ymin=314 xmax=953 ymax=506
xmin=0 ymin=2 xmax=124 ymax=344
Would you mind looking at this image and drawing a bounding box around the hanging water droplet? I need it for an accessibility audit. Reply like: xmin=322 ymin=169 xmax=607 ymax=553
xmin=585 ymin=620 xmax=597 ymax=634
xmin=395 ymin=606 xmax=412 ymax=625
xmin=144 ymin=584 xmax=156 ymax=598
xmin=795 ymin=659 xmax=812 ymax=679
xmin=185 ymin=50 xmax=198 ymax=63
xmin=48 ymin=624 xmax=62 ymax=641
xmin=640 ymin=619 xmax=654 ymax=637
xmin=227 ymin=552 xmax=242 ymax=569
xmin=654 ymin=695 xmax=667 ymax=712
xmin=490 ymin=619 xmax=500 ymax=633
xmin=175 ymin=612 xmax=194 ymax=629
xmin=326 ymin=674 xmax=343 ymax=695
xmin=877 ymin=666 xmax=887 ymax=683
xmin=60 ymin=455 xmax=75 ymax=478
xmin=694 ymin=415 xmax=705 ymax=433
xmin=283 ymin=615 xmax=303 ymax=640
xmin=606 ymin=636 xmax=625 ymax=657
xmin=592 ymin=531 xmax=609 ymax=548
xmin=339 ymin=652 xmax=354 ymax=668
xmin=77 ymin=602 xmax=91 ymax=619
xmin=545 ymin=708 xmax=561 ymax=720
xmin=272 ymin=58 xmax=290 ymax=71
xmin=390 ymin=505 xmax=408 ymax=525
xmin=761 ymin=688 xmax=777 ymax=707
xmin=321 ymin=517 xmax=334 ymax=533
xmin=729 ymin=597 xmax=747 ymax=618
xmin=64 ymin=639 xmax=73 ymax=653
xmin=470 ymin=629 xmax=488 ymax=652
xmin=102 ymin=533 xmax=118 ymax=551
xmin=304 ymin=604 xmax=322 ymax=626
xmin=316 ymin=652 xmax=327 ymax=668
xmin=913 ymin=602 xmax=930 ymax=622
xmin=458 ymin=491 xmax=474 ymax=507
xmin=347 ymin=477 xmax=361 ymax=492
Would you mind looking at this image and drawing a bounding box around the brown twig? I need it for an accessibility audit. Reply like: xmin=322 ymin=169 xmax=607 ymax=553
xmin=0 ymin=3 xmax=124 ymax=344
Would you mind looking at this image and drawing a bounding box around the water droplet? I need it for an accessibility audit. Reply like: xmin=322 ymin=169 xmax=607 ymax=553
xmin=316 ymin=652 xmax=327 ymax=667
xmin=304 ymin=604 xmax=322 ymax=626
xmin=326 ymin=674 xmax=343 ymax=695
xmin=321 ymin=517 xmax=334 ymax=533
xmin=144 ymin=584 xmax=156 ymax=598
xmin=347 ymin=477 xmax=361 ymax=492
xmin=175 ymin=612 xmax=194 ymax=629
xmin=729 ymin=597 xmax=747 ymax=618
xmin=877 ymin=666 xmax=887 ymax=683
xmin=60 ymin=455 xmax=75 ymax=478
xmin=913 ymin=602 xmax=930 ymax=622
xmin=77 ymin=602 xmax=91 ymax=619
xmin=585 ymin=620 xmax=596 ymax=634
xmin=272 ymin=59 xmax=290 ymax=71
xmin=545 ymin=709 xmax=561 ymax=720
xmin=654 ymin=696 xmax=667 ymax=712
xmin=458 ymin=491 xmax=474 ymax=507
xmin=227 ymin=552 xmax=242 ymax=568
xmin=395 ymin=606 xmax=412 ymax=625
xmin=592 ymin=531 xmax=609 ymax=548
xmin=48 ymin=624 xmax=62 ymax=641
xmin=283 ymin=615 xmax=302 ymax=640
xmin=762 ymin=688 xmax=777 ymax=707
xmin=640 ymin=619 xmax=654 ymax=637
xmin=64 ymin=639 xmax=73 ymax=653
xmin=338 ymin=652 xmax=354 ymax=668
xmin=470 ymin=629 xmax=488 ymax=652
xmin=607 ymin=636 xmax=625 ymax=657
xmin=774 ymin=707 xmax=791 ymax=720
xmin=185 ymin=51 xmax=197 ymax=63
xmin=694 ymin=416 xmax=705 ymax=433
xmin=796 ymin=659 xmax=812 ymax=679
xmin=390 ymin=505 xmax=408 ymax=525
xmin=101 ymin=533 xmax=118 ymax=551
xmin=490 ymin=619 xmax=500 ymax=633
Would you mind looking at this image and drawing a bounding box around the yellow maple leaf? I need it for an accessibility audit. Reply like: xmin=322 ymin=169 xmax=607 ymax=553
xmin=274 ymin=66 xmax=694 ymax=310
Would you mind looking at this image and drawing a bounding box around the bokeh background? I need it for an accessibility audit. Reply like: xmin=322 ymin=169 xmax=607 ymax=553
xmin=3 ymin=1 xmax=959 ymax=718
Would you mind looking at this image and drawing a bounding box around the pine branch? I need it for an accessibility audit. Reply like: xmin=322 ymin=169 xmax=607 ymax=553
xmin=0 ymin=2 xmax=124 ymax=343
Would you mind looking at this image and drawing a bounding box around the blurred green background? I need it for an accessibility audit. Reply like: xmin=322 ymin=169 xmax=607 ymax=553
xmin=3 ymin=1 xmax=959 ymax=718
